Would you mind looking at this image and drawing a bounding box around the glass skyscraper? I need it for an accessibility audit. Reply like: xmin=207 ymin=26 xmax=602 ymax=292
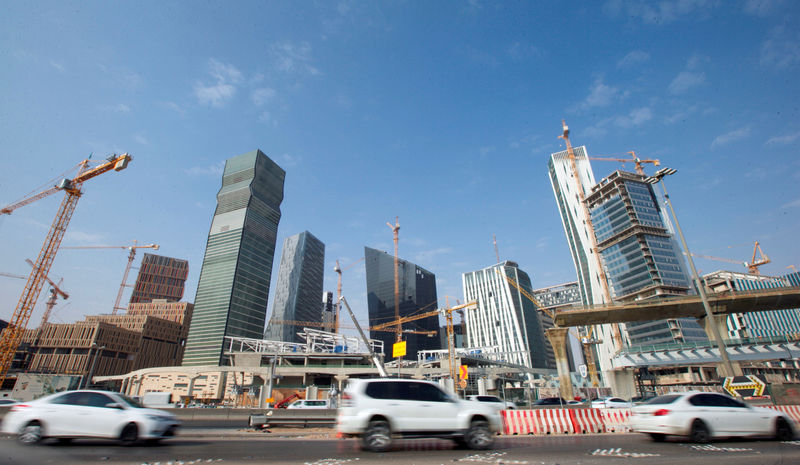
xmin=183 ymin=149 xmax=285 ymax=366
xmin=264 ymin=231 xmax=325 ymax=343
xmin=364 ymin=246 xmax=440 ymax=360
xmin=586 ymin=170 xmax=706 ymax=346
xmin=462 ymin=261 xmax=552 ymax=369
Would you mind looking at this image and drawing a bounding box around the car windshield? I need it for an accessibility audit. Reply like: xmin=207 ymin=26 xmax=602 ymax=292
xmin=642 ymin=394 xmax=681 ymax=405
xmin=117 ymin=394 xmax=144 ymax=408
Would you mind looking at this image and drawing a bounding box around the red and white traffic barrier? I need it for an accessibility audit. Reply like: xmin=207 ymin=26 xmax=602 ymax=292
xmin=597 ymin=408 xmax=632 ymax=433
xmin=762 ymin=405 xmax=800 ymax=424
xmin=569 ymin=408 xmax=606 ymax=434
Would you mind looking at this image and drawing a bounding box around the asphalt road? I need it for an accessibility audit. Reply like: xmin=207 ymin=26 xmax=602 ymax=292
xmin=1 ymin=431 xmax=799 ymax=465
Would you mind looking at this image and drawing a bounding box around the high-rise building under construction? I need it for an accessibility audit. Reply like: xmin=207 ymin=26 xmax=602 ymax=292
xmin=364 ymin=246 xmax=440 ymax=360
xmin=264 ymin=231 xmax=325 ymax=343
xmin=183 ymin=150 xmax=285 ymax=366
xmin=129 ymin=253 xmax=189 ymax=304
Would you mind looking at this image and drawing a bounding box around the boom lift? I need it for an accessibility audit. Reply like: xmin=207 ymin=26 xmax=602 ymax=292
xmin=333 ymin=257 xmax=365 ymax=333
xmin=0 ymin=153 xmax=132 ymax=386
xmin=61 ymin=241 xmax=159 ymax=314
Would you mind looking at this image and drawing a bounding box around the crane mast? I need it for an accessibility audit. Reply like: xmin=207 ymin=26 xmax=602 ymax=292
xmin=386 ymin=217 xmax=401 ymax=342
xmin=0 ymin=153 xmax=131 ymax=386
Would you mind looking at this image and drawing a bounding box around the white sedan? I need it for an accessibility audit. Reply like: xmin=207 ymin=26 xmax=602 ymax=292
xmin=1 ymin=390 xmax=180 ymax=445
xmin=630 ymin=391 xmax=795 ymax=443
xmin=590 ymin=397 xmax=633 ymax=409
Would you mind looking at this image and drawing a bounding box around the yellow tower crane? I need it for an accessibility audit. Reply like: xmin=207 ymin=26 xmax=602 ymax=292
xmin=386 ymin=217 xmax=401 ymax=342
xmin=589 ymin=151 xmax=660 ymax=176
xmin=0 ymin=153 xmax=132 ymax=386
xmin=61 ymin=241 xmax=159 ymax=314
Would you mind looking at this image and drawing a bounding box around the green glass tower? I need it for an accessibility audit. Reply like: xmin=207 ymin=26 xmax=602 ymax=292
xmin=182 ymin=149 xmax=285 ymax=366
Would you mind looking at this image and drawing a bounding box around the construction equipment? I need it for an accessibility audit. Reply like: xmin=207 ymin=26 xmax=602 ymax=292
xmin=386 ymin=217 xmax=401 ymax=342
xmin=493 ymin=234 xmax=500 ymax=263
xmin=334 ymin=257 xmax=365 ymax=333
xmin=268 ymin=319 xmax=436 ymax=336
xmin=0 ymin=153 xmax=132 ymax=386
xmin=25 ymin=259 xmax=69 ymax=329
xmin=748 ymin=241 xmax=771 ymax=275
xmin=689 ymin=241 xmax=771 ymax=275
xmin=559 ymin=121 xmax=622 ymax=350
xmin=589 ymin=151 xmax=660 ymax=176
xmin=339 ymin=296 xmax=388 ymax=377
xmin=494 ymin=268 xmax=601 ymax=387
xmin=61 ymin=240 xmax=159 ymax=314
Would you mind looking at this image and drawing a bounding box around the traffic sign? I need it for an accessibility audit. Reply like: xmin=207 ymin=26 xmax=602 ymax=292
xmin=459 ymin=379 xmax=468 ymax=389
xmin=722 ymin=375 xmax=767 ymax=397
xmin=459 ymin=365 xmax=468 ymax=380
xmin=392 ymin=340 xmax=407 ymax=358
xmin=579 ymin=364 xmax=587 ymax=378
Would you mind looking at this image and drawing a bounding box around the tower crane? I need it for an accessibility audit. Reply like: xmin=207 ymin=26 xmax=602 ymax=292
xmin=689 ymin=240 xmax=771 ymax=275
xmin=558 ymin=121 xmax=622 ymax=350
xmin=386 ymin=217 xmax=401 ymax=342
xmin=0 ymin=261 xmax=68 ymax=329
xmin=61 ymin=240 xmax=159 ymax=314
xmin=0 ymin=153 xmax=132 ymax=386
xmin=334 ymin=257 xmax=365 ymax=333
xmin=589 ymin=151 xmax=660 ymax=176
xmin=494 ymin=269 xmax=601 ymax=388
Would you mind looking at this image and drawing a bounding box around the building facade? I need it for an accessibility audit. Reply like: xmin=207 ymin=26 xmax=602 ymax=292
xmin=183 ymin=149 xmax=285 ymax=366
xmin=321 ymin=291 xmax=335 ymax=333
xmin=264 ymin=231 xmax=325 ymax=343
xmin=533 ymin=281 xmax=582 ymax=370
xmin=548 ymin=146 xmax=618 ymax=375
xmin=704 ymin=270 xmax=800 ymax=339
xmin=129 ymin=253 xmax=189 ymax=304
xmin=462 ymin=261 xmax=552 ymax=369
xmin=586 ymin=170 xmax=707 ymax=346
xmin=364 ymin=246 xmax=440 ymax=360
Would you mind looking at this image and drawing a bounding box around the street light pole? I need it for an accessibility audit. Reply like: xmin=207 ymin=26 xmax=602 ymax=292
xmin=84 ymin=343 xmax=105 ymax=389
xmin=645 ymin=168 xmax=736 ymax=377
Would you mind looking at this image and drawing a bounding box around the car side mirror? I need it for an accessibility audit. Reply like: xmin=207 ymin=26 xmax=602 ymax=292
xmin=105 ymin=402 xmax=124 ymax=409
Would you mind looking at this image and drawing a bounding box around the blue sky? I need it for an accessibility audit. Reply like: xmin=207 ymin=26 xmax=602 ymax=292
xmin=1 ymin=1 xmax=799 ymax=332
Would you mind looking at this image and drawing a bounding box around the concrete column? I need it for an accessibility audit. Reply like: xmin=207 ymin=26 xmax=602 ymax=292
xmin=120 ymin=377 xmax=129 ymax=394
xmin=697 ymin=314 xmax=744 ymax=377
xmin=186 ymin=375 xmax=199 ymax=400
xmin=546 ymin=328 xmax=573 ymax=400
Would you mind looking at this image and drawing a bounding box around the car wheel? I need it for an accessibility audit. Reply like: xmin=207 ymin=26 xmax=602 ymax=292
xmin=775 ymin=417 xmax=794 ymax=441
xmin=120 ymin=423 xmax=139 ymax=445
xmin=18 ymin=421 xmax=44 ymax=445
xmin=362 ymin=419 xmax=391 ymax=452
xmin=689 ymin=419 xmax=710 ymax=444
xmin=465 ymin=419 xmax=493 ymax=450
xmin=649 ymin=433 xmax=666 ymax=442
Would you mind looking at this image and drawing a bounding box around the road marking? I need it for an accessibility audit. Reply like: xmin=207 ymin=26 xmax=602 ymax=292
xmin=304 ymin=459 xmax=361 ymax=465
xmin=690 ymin=445 xmax=753 ymax=452
xmin=590 ymin=448 xmax=660 ymax=458
xmin=781 ymin=441 xmax=800 ymax=446
xmin=457 ymin=451 xmax=528 ymax=463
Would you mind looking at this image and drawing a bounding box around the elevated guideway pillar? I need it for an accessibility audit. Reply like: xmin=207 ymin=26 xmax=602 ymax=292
xmin=546 ymin=328 xmax=573 ymax=400
xmin=697 ymin=309 xmax=744 ymax=377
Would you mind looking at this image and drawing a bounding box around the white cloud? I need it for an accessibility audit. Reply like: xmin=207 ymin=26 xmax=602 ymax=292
xmin=64 ymin=230 xmax=105 ymax=244
xmin=766 ymin=130 xmax=800 ymax=145
xmin=508 ymin=42 xmax=544 ymax=60
xmin=194 ymin=59 xmax=242 ymax=107
xmin=615 ymin=107 xmax=653 ymax=127
xmin=251 ymin=88 xmax=276 ymax=106
xmin=710 ymin=126 xmax=751 ymax=149
xmin=185 ymin=161 xmax=225 ymax=176
xmin=162 ymin=101 xmax=186 ymax=116
xmin=668 ymin=71 xmax=706 ymax=94
xmin=743 ymin=0 xmax=786 ymax=17
xmin=259 ymin=111 xmax=276 ymax=126
xmin=583 ymin=78 xmax=621 ymax=108
xmin=780 ymin=198 xmax=800 ymax=209
xmin=664 ymin=105 xmax=698 ymax=124
xmin=603 ymin=0 xmax=716 ymax=24
xmin=279 ymin=153 xmax=298 ymax=167
xmin=272 ymin=41 xmax=320 ymax=75
xmin=617 ymin=50 xmax=650 ymax=68
xmin=133 ymin=133 xmax=148 ymax=145
xmin=113 ymin=103 xmax=130 ymax=113
xmin=760 ymin=26 xmax=800 ymax=70
xmin=50 ymin=61 xmax=65 ymax=72
xmin=413 ymin=247 xmax=453 ymax=264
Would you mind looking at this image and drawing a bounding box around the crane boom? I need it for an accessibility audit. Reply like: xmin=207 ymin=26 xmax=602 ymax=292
xmin=0 ymin=153 xmax=132 ymax=386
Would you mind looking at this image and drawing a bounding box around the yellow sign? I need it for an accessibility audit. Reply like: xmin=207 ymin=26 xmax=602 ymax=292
xmin=393 ymin=341 xmax=407 ymax=358
xmin=264 ymin=397 xmax=274 ymax=403
xmin=459 ymin=365 xmax=468 ymax=380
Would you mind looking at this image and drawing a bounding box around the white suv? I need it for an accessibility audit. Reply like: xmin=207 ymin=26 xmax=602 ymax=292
xmin=337 ymin=378 xmax=502 ymax=452
xmin=466 ymin=395 xmax=516 ymax=410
